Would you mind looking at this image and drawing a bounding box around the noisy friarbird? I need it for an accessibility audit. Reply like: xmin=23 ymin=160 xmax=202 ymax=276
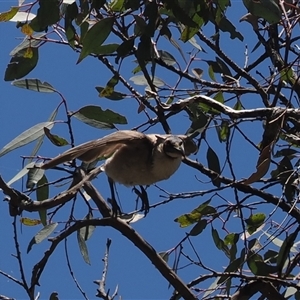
xmin=41 ymin=130 xmax=197 ymax=213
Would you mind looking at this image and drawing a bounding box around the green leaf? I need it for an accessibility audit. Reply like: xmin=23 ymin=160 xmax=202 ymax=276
xmin=243 ymin=0 xmax=281 ymax=24
xmin=277 ymin=230 xmax=299 ymax=272
xmin=96 ymin=86 xmax=126 ymax=100
xmin=190 ymin=219 xmax=207 ymax=236
xmin=6 ymin=162 xmax=36 ymax=187
xmin=12 ymin=78 xmax=56 ymax=93
xmin=218 ymin=120 xmax=230 ymax=142
xmin=29 ymin=0 xmax=60 ymax=31
xmin=110 ymin=0 xmax=125 ymax=12
xmin=180 ymin=12 xmax=204 ymax=42
xmin=0 ymin=122 xmax=54 ymax=158
xmin=158 ymin=50 xmax=177 ymax=66
xmin=36 ymin=175 xmax=48 ymax=226
xmin=224 ymin=233 xmax=239 ymax=245
xmin=77 ymin=230 xmax=91 ymax=265
xmin=217 ymin=257 xmax=242 ymax=284
xmin=94 ymin=43 xmax=119 ymax=55
xmin=4 ymin=47 xmax=39 ymax=81
xmin=99 ymin=75 xmax=119 ymax=98
xmin=0 ymin=6 xmax=19 ymax=22
xmin=174 ymin=212 xmax=201 ymax=228
xmin=217 ymin=16 xmax=244 ymax=41
xmin=79 ymin=213 xmax=95 ymax=241
xmin=207 ymin=147 xmax=221 ymax=187
xmin=116 ymin=38 xmax=135 ymax=63
xmin=10 ymin=33 xmax=45 ymax=56
xmin=245 ymin=213 xmax=266 ymax=234
xmin=212 ymin=228 xmax=230 ymax=257
xmin=74 ymin=105 xmax=127 ymax=129
xmin=26 ymin=163 xmax=44 ymax=189
xmin=44 ymin=127 xmax=69 ymax=147
xmin=130 ymin=75 xmax=165 ymax=87
xmin=77 ymin=17 xmax=114 ymax=63
xmin=27 ymin=223 xmax=58 ymax=253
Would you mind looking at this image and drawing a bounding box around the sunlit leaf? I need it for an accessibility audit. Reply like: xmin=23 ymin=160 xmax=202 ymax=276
xmin=0 ymin=6 xmax=19 ymax=22
xmin=96 ymin=86 xmax=126 ymax=100
xmin=12 ymin=79 xmax=56 ymax=93
xmin=0 ymin=122 xmax=54 ymax=158
xmin=20 ymin=217 xmax=42 ymax=226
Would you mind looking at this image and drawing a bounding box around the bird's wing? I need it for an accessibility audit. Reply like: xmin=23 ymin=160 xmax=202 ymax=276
xmin=42 ymin=130 xmax=150 ymax=169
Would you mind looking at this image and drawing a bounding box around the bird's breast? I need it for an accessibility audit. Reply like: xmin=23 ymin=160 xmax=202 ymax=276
xmin=104 ymin=144 xmax=182 ymax=186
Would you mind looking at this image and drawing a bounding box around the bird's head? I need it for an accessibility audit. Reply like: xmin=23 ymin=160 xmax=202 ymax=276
xmin=163 ymin=136 xmax=185 ymax=158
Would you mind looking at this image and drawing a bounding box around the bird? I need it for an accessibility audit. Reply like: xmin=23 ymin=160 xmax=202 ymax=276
xmin=41 ymin=130 xmax=197 ymax=213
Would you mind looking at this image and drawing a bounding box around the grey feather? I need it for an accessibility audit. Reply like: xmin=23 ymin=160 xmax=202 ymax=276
xmin=42 ymin=130 xmax=197 ymax=186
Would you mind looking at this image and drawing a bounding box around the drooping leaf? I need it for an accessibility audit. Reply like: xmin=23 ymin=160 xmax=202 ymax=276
xmin=74 ymin=105 xmax=127 ymax=129
xmin=77 ymin=230 xmax=91 ymax=265
xmin=77 ymin=17 xmax=114 ymax=63
xmin=12 ymin=78 xmax=56 ymax=93
xmin=212 ymin=227 xmax=230 ymax=257
xmin=79 ymin=212 xmax=95 ymax=241
xmin=29 ymin=0 xmax=60 ymax=32
xmin=116 ymin=38 xmax=135 ymax=63
xmin=27 ymin=223 xmax=58 ymax=253
xmin=26 ymin=162 xmax=44 ymax=189
xmin=4 ymin=47 xmax=39 ymax=81
xmin=0 ymin=122 xmax=54 ymax=158
xmin=244 ymin=143 xmax=272 ymax=184
xmin=36 ymin=175 xmax=48 ymax=226
xmin=44 ymin=128 xmax=69 ymax=147
xmin=207 ymin=147 xmax=221 ymax=187
xmin=189 ymin=219 xmax=207 ymax=236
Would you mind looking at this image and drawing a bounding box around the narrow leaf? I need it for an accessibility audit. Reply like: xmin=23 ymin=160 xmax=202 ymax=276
xmin=77 ymin=231 xmax=91 ymax=264
xmin=12 ymin=79 xmax=56 ymax=93
xmin=0 ymin=122 xmax=54 ymax=158
xmin=27 ymin=223 xmax=58 ymax=253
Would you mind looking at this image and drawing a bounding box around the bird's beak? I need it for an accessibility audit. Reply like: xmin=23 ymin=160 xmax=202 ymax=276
xmin=174 ymin=143 xmax=185 ymax=157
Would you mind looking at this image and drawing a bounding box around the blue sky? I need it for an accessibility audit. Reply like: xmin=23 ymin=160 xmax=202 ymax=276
xmin=0 ymin=1 xmax=276 ymax=299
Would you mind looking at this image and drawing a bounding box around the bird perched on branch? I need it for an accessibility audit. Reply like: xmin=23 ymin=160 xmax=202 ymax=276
xmin=42 ymin=130 xmax=197 ymax=213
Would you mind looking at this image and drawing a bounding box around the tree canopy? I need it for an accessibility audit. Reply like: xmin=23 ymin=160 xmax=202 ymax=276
xmin=1 ymin=0 xmax=300 ymax=299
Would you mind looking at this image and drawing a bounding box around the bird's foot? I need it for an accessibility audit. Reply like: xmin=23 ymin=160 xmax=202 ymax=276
xmin=133 ymin=186 xmax=150 ymax=215
xmin=107 ymin=197 xmax=122 ymax=217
